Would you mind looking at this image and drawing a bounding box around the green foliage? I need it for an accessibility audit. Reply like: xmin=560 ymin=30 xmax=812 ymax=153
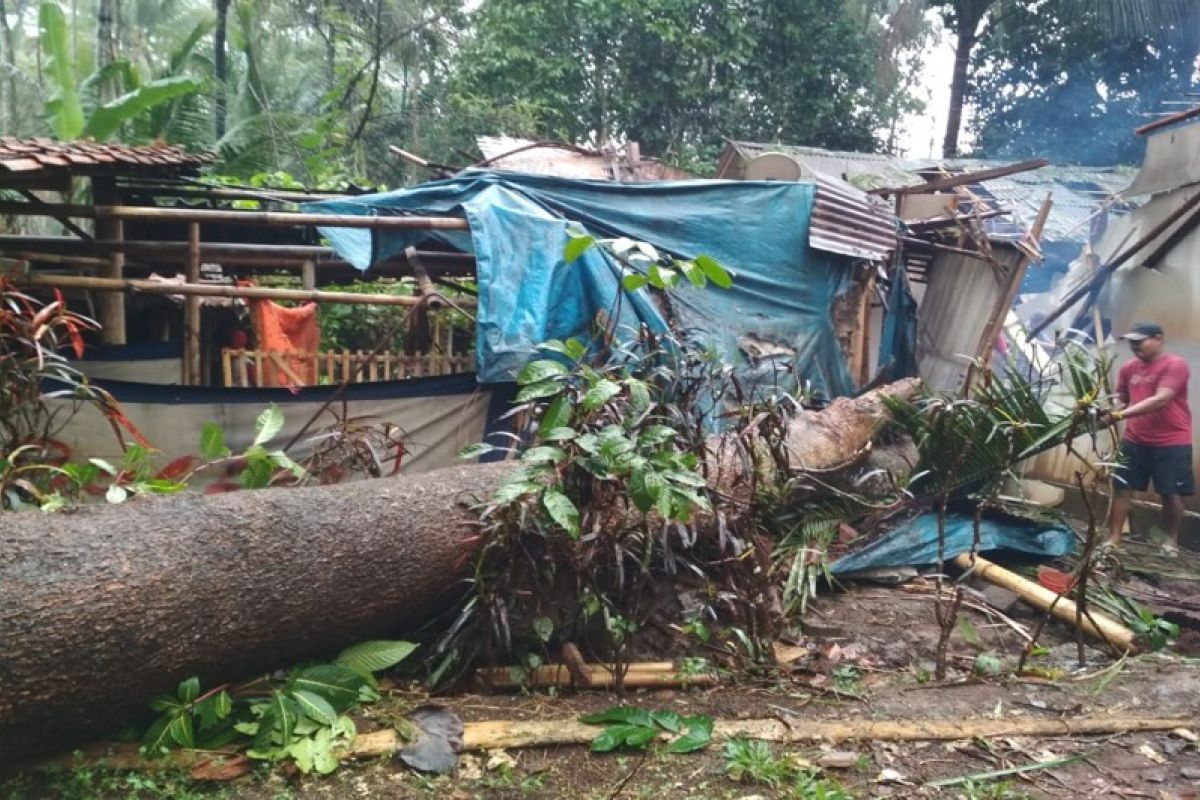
xmin=449 ymin=0 xmax=894 ymax=158
xmin=141 ymin=639 xmax=415 ymax=774
xmin=970 ymin=0 xmax=1200 ymax=165
xmin=579 ymin=706 xmax=713 ymax=754
xmin=723 ymin=739 xmax=853 ymax=797
xmin=1088 ymin=586 xmax=1180 ymax=650
xmin=38 ymin=1 xmax=203 ymax=142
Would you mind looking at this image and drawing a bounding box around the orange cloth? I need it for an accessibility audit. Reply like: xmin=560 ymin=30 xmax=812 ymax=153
xmin=252 ymin=300 xmax=319 ymax=386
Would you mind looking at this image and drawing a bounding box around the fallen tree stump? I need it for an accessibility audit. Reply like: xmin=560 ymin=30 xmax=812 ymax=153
xmin=0 ymin=379 xmax=920 ymax=762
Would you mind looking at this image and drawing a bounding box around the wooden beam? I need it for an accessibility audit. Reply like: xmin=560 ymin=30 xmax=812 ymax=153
xmin=93 ymin=177 xmax=127 ymax=345
xmin=115 ymin=184 xmax=347 ymax=203
xmin=0 ymin=201 xmax=469 ymax=230
xmin=971 ymin=193 xmax=1052 ymax=368
xmin=183 ymin=222 xmax=202 ymax=386
xmin=300 ymin=259 xmax=316 ymax=290
xmin=871 ymin=159 xmax=1049 ymax=197
xmin=20 ymin=273 xmax=478 ymax=308
xmin=16 ymin=190 xmax=93 ymax=240
xmin=1135 ymin=103 xmax=1200 ymax=136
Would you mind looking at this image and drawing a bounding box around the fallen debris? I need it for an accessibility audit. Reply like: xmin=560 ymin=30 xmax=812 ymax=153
xmin=477 ymin=662 xmax=719 ymax=689
xmin=955 ymin=553 xmax=1138 ymax=653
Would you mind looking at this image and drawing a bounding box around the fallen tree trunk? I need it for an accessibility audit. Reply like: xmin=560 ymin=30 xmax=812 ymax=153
xmin=0 ymin=462 xmax=513 ymax=762
xmin=0 ymin=380 xmax=919 ymax=762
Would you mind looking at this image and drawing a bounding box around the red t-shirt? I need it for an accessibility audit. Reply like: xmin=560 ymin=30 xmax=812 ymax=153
xmin=1117 ymin=353 xmax=1192 ymax=446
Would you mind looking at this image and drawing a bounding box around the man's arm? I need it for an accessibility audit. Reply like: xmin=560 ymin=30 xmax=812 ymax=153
xmin=1118 ymin=386 xmax=1177 ymax=419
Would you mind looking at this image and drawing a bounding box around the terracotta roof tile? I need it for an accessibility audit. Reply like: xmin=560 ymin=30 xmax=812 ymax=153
xmin=0 ymin=138 xmax=215 ymax=179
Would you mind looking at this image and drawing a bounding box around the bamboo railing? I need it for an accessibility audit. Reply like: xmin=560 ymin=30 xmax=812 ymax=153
xmin=221 ymin=348 xmax=474 ymax=387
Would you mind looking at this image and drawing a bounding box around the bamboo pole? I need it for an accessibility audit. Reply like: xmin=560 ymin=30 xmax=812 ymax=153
xmin=183 ymin=223 xmax=202 ymax=386
xmin=236 ymin=351 xmax=248 ymax=388
xmin=300 ymin=259 xmax=315 ymax=290
xmin=476 ymin=662 xmax=714 ymax=690
xmin=221 ymin=349 xmax=233 ymax=388
xmin=19 ymin=273 xmax=477 ymax=308
xmin=0 ymin=201 xmax=470 ymax=230
xmin=36 ymin=715 xmax=1194 ymax=773
xmin=953 ymin=553 xmax=1137 ymax=652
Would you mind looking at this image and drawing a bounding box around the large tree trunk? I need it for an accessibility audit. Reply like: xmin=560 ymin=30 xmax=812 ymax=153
xmin=0 ymin=462 xmax=513 ymax=763
xmin=213 ymin=0 xmax=229 ymax=139
xmin=0 ymin=380 xmax=919 ymax=762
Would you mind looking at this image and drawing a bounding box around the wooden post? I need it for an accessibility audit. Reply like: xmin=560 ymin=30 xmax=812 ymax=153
xmin=183 ymin=222 xmax=202 ymax=385
xmin=92 ymin=178 xmax=126 ymax=345
xmin=221 ymin=349 xmax=233 ymax=388
xmin=301 ymin=259 xmax=315 ymax=290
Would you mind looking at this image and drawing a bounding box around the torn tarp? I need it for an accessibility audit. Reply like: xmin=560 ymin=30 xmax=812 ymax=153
xmin=305 ymin=171 xmax=862 ymax=398
xmin=829 ymin=512 xmax=1075 ymax=575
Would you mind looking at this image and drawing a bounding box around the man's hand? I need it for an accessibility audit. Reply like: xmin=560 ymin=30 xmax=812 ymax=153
xmin=1095 ymin=408 xmax=1124 ymax=428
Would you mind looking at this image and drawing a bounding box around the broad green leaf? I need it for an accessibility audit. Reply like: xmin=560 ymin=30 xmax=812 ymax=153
xmin=629 ymin=466 xmax=661 ymax=513
xmin=580 ymin=706 xmax=655 ymax=727
xmin=518 ymin=359 xmax=568 ymax=385
xmin=195 ymin=690 xmax=233 ymax=731
xmin=269 ymin=450 xmax=307 ymax=480
xmin=253 ymin=404 xmax=285 ymax=447
xmin=679 ymin=259 xmax=706 ymax=288
xmin=257 ymin=692 xmax=300 ymax=749
xmin=292 ymin=690 xmax=339 ymax=726
xmin=629 ymin=381 xmax=651 ymax=411
xmin=622 ymin=273 xmax=649 ymax=292
xmin=648 ymin=264 xmax=678 ymax=289
xmin=590 ymin=724 xmax=642 ymax=752
xmin=292 ymin=665 xmax=365 ymax=712
xmin=539 ymin=338 xmax=587 ymax=360
xmin=457 ymin=442 xmax=497 ymax=460
xmin=695 ymin=255 xmax=733 ymax=288
xmin=539 ymin=394 xmax=573 ymax=435
xmin=168 ymin=712 xmax=195 ymax=749
xmin=82 ymin=76 xmax=204 ymax=141
xmin=176 ymin=676 xmax=201 ymax=704
xmin=492 ymin=480 xmax=542 ymax=504
xmin=542 ymin=489 xmax=580 ymax=537
xmin=533 ymin=617 xmax=554 ymax=643
xmin=515 ymin=380 xmax=563 ymax=402
xmin=148 ymin=694 xmax=180 ymax=713
xmin=88 ymin=457 xmax=118 ymax=476
xmin=142 ymin=713 xmax=175 ymax=754
xmin=651 ymin=710 xmax=683 ymax=733
xmin=240 ymin=453 xmax=275 ymax=489
xmin=564 ymin=233 xmax=595 ymax=264
xmin=39 ymin=2 xmax=84 ymax=140
xmin=335 ymin=640 xmax=418 ymax=673
xmin=522 ymin=445 xmax=567 ymax=465
xmin=199 ymin=422 xmax=230 ymax=460
xmin=541 ymin=426 xmax=577 ymax=442
xmin=289 ymin=736 xmax=315 ymax=773
xmin=666 ymin=714 xmax=713 ymax=754
xmin=583 ymin=379 xmax=621 ymax=410
xmin=638 ymin=425 xmax=677 ymax=446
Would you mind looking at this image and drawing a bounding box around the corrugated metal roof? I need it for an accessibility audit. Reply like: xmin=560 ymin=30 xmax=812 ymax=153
xmin=806 ymin=169 xmax=896 ymax=261
xmin=720 ymin=141 xmax=1137 ymax=244
xmin=0 ymin=138 xmax=214 ymax=180
xmin=477 ymin=136 xmax=691 ymax=182
xmin=1125 ymin=120 xmax=1200 ymax=197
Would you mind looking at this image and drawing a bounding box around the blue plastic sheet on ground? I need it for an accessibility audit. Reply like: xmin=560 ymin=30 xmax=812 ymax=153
xmin=829 ymin=512 xmax=1075 ymax=575
xmin=304 ymin=171 xmax=858 ymax=397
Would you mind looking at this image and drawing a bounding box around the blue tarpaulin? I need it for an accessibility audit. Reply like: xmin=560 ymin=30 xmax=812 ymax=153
xmin=305 ymin=172 xmax=858 ymax=397
xmin=829 ymin=512 xmax=1075 ymax=575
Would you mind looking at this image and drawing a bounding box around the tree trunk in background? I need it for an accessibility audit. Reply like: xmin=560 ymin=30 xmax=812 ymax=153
xmin=0 ymin=0 xmax=13 ymax=134
xmin=941 ymin=3 xmax=989 ymax=159
xmin=95 ymin=0 xmax=117 ymax=102
xmin=0 ymin=380 xmax=919 ymax=762
xmin=214 ymin=0 xmax=229 ymax=139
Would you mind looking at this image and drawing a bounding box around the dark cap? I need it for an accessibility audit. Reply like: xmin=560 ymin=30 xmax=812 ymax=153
xmin=1120 ymin=322 xmax=1164 ymax=342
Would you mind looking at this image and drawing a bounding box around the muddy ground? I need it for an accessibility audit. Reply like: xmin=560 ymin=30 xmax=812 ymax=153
xmin=3 ymin=578 xmax=1199 ymax=800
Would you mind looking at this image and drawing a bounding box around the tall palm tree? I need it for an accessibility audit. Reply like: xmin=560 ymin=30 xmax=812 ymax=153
xmin=937 ymin=0 xmax=1200 ymax=157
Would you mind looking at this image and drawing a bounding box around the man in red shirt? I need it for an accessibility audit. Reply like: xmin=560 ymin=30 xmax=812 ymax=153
xmin=1107 ymin=323 xmax=1193 ymax=553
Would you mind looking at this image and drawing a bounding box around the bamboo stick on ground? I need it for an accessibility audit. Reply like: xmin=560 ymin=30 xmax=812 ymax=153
xmin=953 ymin=553 xmax=1136 ymax=653
xmin=476 ymin=662 xmax=713 ymax=689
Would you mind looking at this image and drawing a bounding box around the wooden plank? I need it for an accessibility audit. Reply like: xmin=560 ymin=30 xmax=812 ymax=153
xmin=221 ymin=349 xmax=233 ymax=388
xmin=870 ymin=158 xmax=1049 ymax=197
xmin=236 ymin=349 xmax=248 ymax=388
xmin=183 ymin=222 xmax=202 ymax=386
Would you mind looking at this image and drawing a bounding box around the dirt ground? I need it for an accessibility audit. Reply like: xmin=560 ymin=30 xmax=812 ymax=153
xmin=4 ymin=579 xmax=1200 ymax=800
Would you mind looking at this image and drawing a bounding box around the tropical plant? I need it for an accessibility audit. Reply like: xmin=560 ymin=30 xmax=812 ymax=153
xmin=142 ymin=639 xmax=416 ymax=774
xmin=579 ymin=706 xmax=713 ymax=754
xmin=38 ymin=1 xmax=204 ymax=142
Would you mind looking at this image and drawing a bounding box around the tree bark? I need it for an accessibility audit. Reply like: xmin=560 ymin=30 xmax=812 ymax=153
xmin=0 ymin=461 xmax=513 ymax=763
xmin=941 ymin=4 xmax=989 ymax=159
xmin=0 ymin=380 xmax=919 ymax=762
xmin=213 ymin=0 xmax=229 ymax=139
xmin=95 ymin=0 xmax=118 ymax=102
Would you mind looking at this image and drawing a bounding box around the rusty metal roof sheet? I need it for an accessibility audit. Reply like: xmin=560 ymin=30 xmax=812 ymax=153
xmin=806 ymin=170 xmax=897 ymax=261
xmin=0 ymin=138 xmax=214 ymax=180
xmin=720 ymin=141 xmax=1137 ymax=244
